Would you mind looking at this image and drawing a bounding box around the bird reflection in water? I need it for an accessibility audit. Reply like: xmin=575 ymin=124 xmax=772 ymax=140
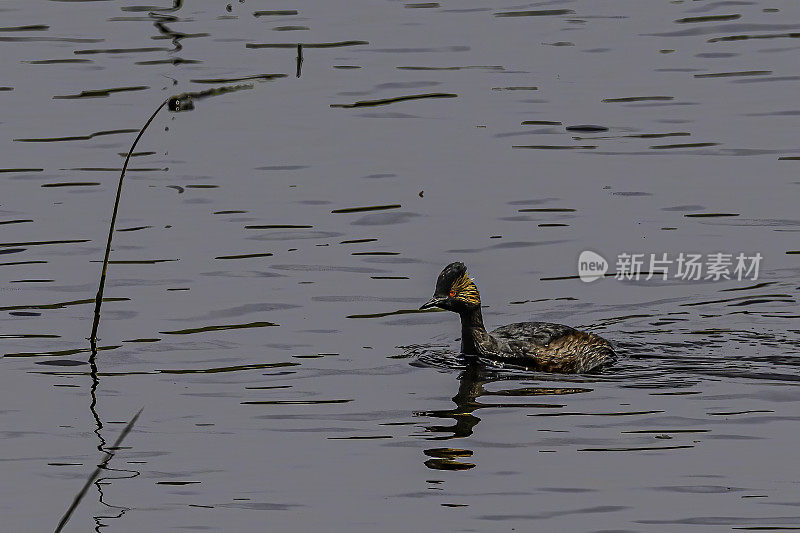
xmin=417 ymin=364 xmax=591 ymax=471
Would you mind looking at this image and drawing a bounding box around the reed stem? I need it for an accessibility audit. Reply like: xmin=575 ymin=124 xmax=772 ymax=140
xmin=89 ymin=98 xmax=170 ymax=349
xmin=53 ymin=408 xmax=143 ymax=533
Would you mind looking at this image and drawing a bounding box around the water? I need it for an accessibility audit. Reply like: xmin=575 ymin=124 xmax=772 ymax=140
xmin=2 ymin=1 xmax=800 ymax=531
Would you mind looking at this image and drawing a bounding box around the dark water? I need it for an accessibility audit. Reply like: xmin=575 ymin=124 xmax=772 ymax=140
xmin=2 ymin=1 xmax=800 ymax=531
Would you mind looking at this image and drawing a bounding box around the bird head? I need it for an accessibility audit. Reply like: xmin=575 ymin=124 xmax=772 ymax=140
xmin=420 ymin=262 xmax=481 ymax=313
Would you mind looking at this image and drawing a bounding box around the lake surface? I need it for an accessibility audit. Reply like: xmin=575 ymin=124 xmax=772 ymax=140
xmin=2 ymin=0 xmax=800 ymax=531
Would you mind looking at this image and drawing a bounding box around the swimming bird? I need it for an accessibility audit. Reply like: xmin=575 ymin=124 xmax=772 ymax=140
xmin=420 ymin=262 xmax=615 ymax=373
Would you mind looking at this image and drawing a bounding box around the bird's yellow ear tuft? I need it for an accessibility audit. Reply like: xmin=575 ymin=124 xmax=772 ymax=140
xmin=450 ymin=271 xmax=480 ymax=305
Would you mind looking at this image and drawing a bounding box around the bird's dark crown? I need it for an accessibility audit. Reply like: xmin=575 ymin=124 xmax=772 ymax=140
xmin=434 ymin=262 xmax=468 ymax=296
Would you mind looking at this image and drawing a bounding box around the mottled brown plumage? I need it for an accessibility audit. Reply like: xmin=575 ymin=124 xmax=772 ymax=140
xmin=420 ymin=262 xmax=615 ymax=373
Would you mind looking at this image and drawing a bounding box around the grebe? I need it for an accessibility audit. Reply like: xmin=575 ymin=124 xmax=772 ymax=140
xmin=420 ymin=262 xmax=615 ymax=373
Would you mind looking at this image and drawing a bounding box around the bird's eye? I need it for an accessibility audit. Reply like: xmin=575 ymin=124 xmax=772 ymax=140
xmin=449 ymin=289 xmax=457 ymax=297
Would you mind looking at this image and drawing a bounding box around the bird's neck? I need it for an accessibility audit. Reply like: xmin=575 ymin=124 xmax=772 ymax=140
xmin=459 ymin=307 xmax=493 ymax=355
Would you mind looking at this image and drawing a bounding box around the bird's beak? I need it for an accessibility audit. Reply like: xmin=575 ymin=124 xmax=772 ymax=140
xmin=420 ymin=296 xmax=445 ymax=310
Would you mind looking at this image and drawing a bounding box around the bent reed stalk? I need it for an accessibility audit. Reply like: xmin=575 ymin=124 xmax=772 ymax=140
xmin=89 ymin=98 xmax=170 ymax=350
